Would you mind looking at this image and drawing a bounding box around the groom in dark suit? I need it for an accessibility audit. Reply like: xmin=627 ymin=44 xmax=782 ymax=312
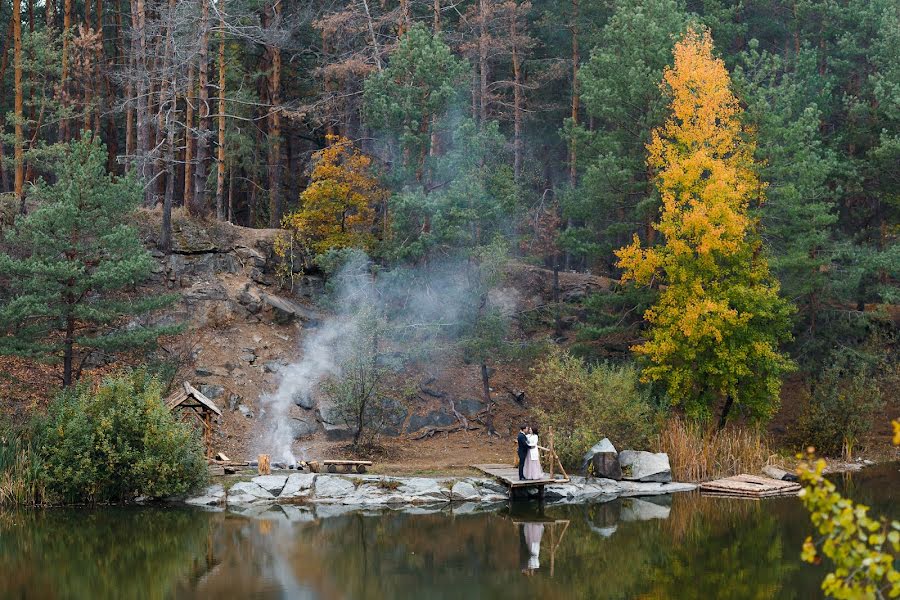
xmin=517 ymin=424 xmax=530 ymax=480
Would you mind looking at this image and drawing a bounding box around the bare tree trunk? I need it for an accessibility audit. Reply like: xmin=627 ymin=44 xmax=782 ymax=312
xmin=568 ymin=0 xmax=579 ymax=186
xmin=265 ymin=1 xmax=282 ymax=227
xmin=478 ymin=0 xmax=488 ymax=126
xmin=14 ymin=0 xmax=24 ymax=213
xmin=61 ymin=0 xmax=72 ymax=141
xmin=215 ymin=3 xmax=226 ymax=221
xmin=511 ymin=6 xmax=523 ymax=181
xmin=183 ymin=61 xmax=194 ymax=208
xmin=361 ymin=0 xmax=382 ymax=71
xmin=191 ymin=0 xmax=210 ymax=214
xmin=131 ymin=0 xmax=152 ymax=205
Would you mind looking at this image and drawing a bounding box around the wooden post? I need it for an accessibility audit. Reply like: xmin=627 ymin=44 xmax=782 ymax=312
xmin=548 ymin=426 xmax=555 ymax=479
xmin=204 ymin=412 xmax=211 ymax=459
xmin=258 ymin=454 xmax=270 ymax=475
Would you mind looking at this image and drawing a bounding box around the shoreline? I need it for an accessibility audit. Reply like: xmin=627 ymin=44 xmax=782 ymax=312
xmin=181 ymin=471 xmax=697 ymax=509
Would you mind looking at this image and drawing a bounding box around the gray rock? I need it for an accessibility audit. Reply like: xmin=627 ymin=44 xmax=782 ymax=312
xmin=238 ymin=404 xmax=254 ymax=418
xmin=280 ymin=473 xmax=316 ymax=499
xmin=183 ymin=281 xmax=228 ymax=302
xmin=313 ymin=475 xmax=357 ymax=501
xmin=405 ymin=410 xmax=457 ymax=433
xmin=397 ymin=478 xmax=451 ymax=502
xmin=617 ymin=481 xmax=696 ymax=496
xmin=293 ymin=389 xmax=315 ymax=409
xmin=228 ymin=482 xmax=275 ymax=505
xmin=240 ymin=351 xmax=257 ymax=363
xmin=199 ymin=384 xmax=225 ymax=400
xmin=235 ymin=246 xmax=267 ymax=268
xmin=264 ymin=360 xmax=286 ymax=374
xmin=762 ymin=465 xmax=798 ymax=482
xmin=454 ymin=398 xmax=485 ymax=416
xmin=260 ymin=293 xmax=320 ymax=324
xmin=618 ymin=450 xmax=672 ymax=483
xmin=583 ymin=439 xmax=621 ymax=480
xmin=290 ymin=417 xmax=317 ymax=439
xmin=227 ymin=394 xmax=241 ymax=411
xmin=451 ymin=481 xmax=481 ymax=502
xmin=251 ymin=475 xmax=288 ymax=495
xmin=185 ymin=484 xmax=226 ymax=506
xmin=171 ymin=221 xmax=218 ymax=254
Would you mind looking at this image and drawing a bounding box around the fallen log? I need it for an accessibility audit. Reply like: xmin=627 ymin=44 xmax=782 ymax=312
xmin=411 ymin=424 xmax=480 ymax=440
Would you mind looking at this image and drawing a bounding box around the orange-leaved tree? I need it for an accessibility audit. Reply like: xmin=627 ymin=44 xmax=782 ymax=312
xmin=281 ymin=135 xmax=387 ymax=255
xmin=615 ymin=27 xmax=794 ymax=427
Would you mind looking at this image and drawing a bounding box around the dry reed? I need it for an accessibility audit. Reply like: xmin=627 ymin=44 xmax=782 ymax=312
xmin=656 ymin=419 xmax=771 ymax=482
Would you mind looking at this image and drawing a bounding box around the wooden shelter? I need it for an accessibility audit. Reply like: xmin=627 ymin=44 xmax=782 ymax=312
xmin=166 ymin=382 xmax=222 ymax=458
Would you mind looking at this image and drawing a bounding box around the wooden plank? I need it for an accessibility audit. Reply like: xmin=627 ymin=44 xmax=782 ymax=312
xmin=699 ymin=474 xmax=800 ymax=498
xmin=471 ymin=463 xmax=565 ymax=487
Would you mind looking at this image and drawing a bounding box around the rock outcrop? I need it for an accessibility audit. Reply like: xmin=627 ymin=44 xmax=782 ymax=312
xmin=184 ymin=473 xmax=695 ymax=508
xmin=618 ymin=450 xmax=672 ymax=483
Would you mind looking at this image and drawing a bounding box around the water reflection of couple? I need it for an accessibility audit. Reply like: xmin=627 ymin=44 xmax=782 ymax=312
xmin=520 ymin=523 xmax=544 ymax=575
xmin=517 ymin=424 xmax=543 ymax=481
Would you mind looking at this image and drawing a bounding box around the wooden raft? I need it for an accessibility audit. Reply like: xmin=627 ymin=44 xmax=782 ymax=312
xmin=699 ymin=474 xmax=801 ymax=498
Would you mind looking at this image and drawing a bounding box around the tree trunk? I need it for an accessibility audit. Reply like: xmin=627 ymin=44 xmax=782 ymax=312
xmin=0 ymin=18 xmax=14 ymax=192
xmin=191 ymin=0 xmax=210 ymax=214
xmin=62 ymin=306 xmax=75 ymax=387
xmin=183 ymin=61 xmax=194 ymax=208
xmin=568 ymin=0 xmax=579 ymax=186
xmin=215 ymin=4 xmax=226 ymax=221
xmin=481 ymin=363 xmax=496 ymax=436
xmin=511 ymin=6 xmax=523 ymax=181
xmin=265 ymin=1 xmax=282 ymax=227
xmin=13 ymin=0 xmax=24 ymax=213
xmin=478 ymin=0 xmax=489 ymax=126
xmin=61 ymin=0 xmax=72 ymax=141
xmin=717 ymin=395 xmax=734 ymax=430
xmin=131 ymin=0 xmax=152 ymax=205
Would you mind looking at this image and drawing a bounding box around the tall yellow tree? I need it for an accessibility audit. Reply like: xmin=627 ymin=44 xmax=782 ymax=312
xmin=282 ymin=135 xmax=386 ymax=254
xmin=615 ymin=28 xmax=794 ymax=426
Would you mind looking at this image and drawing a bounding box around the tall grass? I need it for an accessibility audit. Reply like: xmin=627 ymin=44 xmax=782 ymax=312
xmin=657 ymin=419 xmax=771 ymax=482
xmin=0 ymin=433 xmax=45 ymax=507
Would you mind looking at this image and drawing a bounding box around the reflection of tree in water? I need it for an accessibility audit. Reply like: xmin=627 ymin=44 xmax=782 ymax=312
xmin=643 ymin=493 xmax=796 ymax=600
xmin=0 ymin=507 xmax=214 ymax=600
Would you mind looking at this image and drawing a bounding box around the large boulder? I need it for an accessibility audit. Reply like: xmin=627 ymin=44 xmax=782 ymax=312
xmin=185 ymin=484 xmax=226 ymax=506
xmin=405 ymin=410 xmax=457 ymax=433
xmin=279 ymin=473 xmax=316 ymax=499
xmin=313 ymin=475 xmax=357 ymax=501
xmin=251 ymin=475 xmax=288 ymax=495
xmin=228 ymin=481 xmax=275 ymax=505
xmin=260 ymin=293 xmax=321 ymax=324
xmin=290 ymin=417 xmax=318 ymax=439
xmin=582 ymin=438 xmax=622 ymax=480
xmin=618 ymin=450 xmax=672 ymax=483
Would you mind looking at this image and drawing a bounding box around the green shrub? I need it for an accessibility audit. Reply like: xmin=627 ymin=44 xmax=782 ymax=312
xmin=529 ymin=349 xmax=659 ymax=466
xmin=36 ymin=369 xmax=208 ymax=503
xmin=794 ymin=362 xmax=884 ymax=459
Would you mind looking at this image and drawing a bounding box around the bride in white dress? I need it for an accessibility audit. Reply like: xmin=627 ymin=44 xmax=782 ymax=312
xmin=523 ymin=426 xmax=543 ymax=480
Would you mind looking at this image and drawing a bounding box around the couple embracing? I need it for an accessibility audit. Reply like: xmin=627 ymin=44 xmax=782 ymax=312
xmin=516 ymin=424 xmax=543 ymax=480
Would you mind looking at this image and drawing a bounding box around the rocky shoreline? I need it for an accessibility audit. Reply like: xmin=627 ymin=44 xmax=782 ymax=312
xmin=182 ymin=472 xmax=697 ymax=509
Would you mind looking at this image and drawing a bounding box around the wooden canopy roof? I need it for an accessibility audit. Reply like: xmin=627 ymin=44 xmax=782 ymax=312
xmin=165 ymin=381 xmax=223 ymax=416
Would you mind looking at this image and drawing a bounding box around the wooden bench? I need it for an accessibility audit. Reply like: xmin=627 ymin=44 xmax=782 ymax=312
xmin=314 ymin=460 xmax=373 ymax=474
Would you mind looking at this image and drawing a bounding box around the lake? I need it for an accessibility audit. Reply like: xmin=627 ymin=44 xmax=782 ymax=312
xmin=1 ymin=463 xmax=897 ymax=599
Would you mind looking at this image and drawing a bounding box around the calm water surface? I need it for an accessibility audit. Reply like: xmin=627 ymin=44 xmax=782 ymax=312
xmin=1 ymin=463 xmax=897 ymax=600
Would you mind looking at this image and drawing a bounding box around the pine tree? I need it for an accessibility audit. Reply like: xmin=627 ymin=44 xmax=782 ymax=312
xmin=0 ymin=137 xmax=178 ymax=386
xmin=615 ymin=28 xmax=794 ymax=425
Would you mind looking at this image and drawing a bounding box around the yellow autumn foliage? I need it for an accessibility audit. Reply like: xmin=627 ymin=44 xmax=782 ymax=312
xmin=615 ymin=28 xmax=794 ymax=422
xmin=281 ymin=135 xmax=387 ymax=255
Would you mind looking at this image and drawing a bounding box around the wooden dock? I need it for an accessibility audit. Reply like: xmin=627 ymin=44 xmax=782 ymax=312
xmin=699 ymin=474 xmax=801 ymax=498
xmin=472 ymin=463 xmax=569 ymax=494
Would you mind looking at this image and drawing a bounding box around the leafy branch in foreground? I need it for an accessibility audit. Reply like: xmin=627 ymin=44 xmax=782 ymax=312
xmin=798 ymin=420 xmax=900 ymax=599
